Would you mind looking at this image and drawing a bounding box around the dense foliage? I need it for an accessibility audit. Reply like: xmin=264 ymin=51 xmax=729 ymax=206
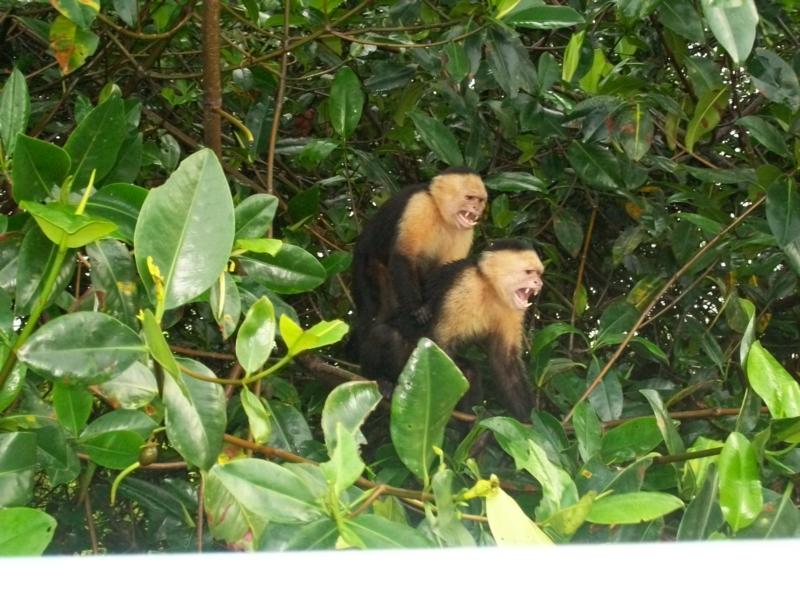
xmin=1 ymin=0 xmax=799 ymax=554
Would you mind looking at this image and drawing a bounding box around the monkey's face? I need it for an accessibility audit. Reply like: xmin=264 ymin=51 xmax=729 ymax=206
xmin=431 ymin=174 xmax=488 ymax=229
xmin=483 ymin=249 xmax=544 ymax=311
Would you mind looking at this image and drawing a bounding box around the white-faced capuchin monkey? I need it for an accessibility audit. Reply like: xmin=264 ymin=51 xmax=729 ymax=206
xmin=360 ymin=240 xmax=544 ymax=422
xmin=349 ymin=168 xmax=488 ymax=357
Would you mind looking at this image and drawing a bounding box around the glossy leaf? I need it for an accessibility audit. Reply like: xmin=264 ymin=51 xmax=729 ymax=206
xmin=163 ymin=359 xmax=226 ymax=471
xmin=140 ymin=309 xmax=182 ymax=385
xmin=737 ymin=116 xmax=789 ymax=156
xmin=19 ymin=201 xmax=117 ymax=248
xmin=320 ymin=422 xmax=364 ymax=498
xmin=279 ymin=315 xmax=349 ymax=358
xmin=700 ymin=0 xmax=758 ymax=65
xmin=566 ymin=142 xmax=620 ymax=190
xmin=616 ymin=103 xmax=653 ymax=161
xmin=11 ymin=135 xmax=71 ymax=203
xmin=329 ymin=67 xmax=363 ymax=139
xmin=18 ymin=312 xmax=144 ymax=384
xmin=746 ymin=341 xmax=800 ymax=419
xmin=77 ymin=430 xmax=143 ymax=469
xmin=677 ymin=465 xmax=723 ymax=541
xmin=483 ymin=172 xmax=546 ymax=192
xmin=63 ymin=94 xmax=126 ymax=188
xmin=234 ymin=193 xmax=278 ymax=240
xmin=0 ymin=432 xmax=36 ymax=507
xmin=587 ymin=492 xmax=684 ymax=524
xmin=766 ymin=177 xmax=800 ymax=247
xmin=573 ymin=401 xmax=602 ymax=462
xmin=0 ymin=68 xmax=30 ymax=157
xmin=258 ymin=519 xmax=339 ymax=551
xmin=641 ymin=389 xmax=685 ymax=455
xmin=86 ymin=183 xmax=147 ymax=244
xmin=718 ymin=432 xmax=762 ymax=532
xmin=390 ymin=339 xmax=468 ymax=484
xmin=602 ymin=417 xmax=663 ymax=463
xmin=342 ymin=514 xmax=432 ymax=549
xmin=210 ymin=271 xmax=241 ymax=341
xmin=134 ymin=149 xmax=235 ymax=310
xmin=0 ymin=507 xmax=56 ymax=556
xmin=96 ymin=361 xmax=158 ymax=410
xmin=238 ymin=243 xmax=326 ymax=295
xmin=586 ymin=360 xmax=623 ymax=422
xmin=407 ymin=110 xmax=464 ymax=167
xmin=321 ymin=381 xmax=382 ymax=453
xmin=561 ymin=30 xmax=585 ymax=82
xmin=685 ymin=87 xmax=729 ymax=152
xmin=658 ymin=0 xmax=704 ymax=41
xmin=51 ymin=0 xmax=99 ymax=30
xmin=504 ymin=5 xmax=584 ymax=29
xmin=52 ymin=383 xmax=93 ymax=436
xmin=747 ymin=49 xmax=800 ymax=111
xmin=236 ymin=296 xmax=276 ymax=375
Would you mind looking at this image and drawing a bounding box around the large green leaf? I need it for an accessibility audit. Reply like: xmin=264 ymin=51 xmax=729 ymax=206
xmin=163 ymin=358 xmax=226 ymax=471
xmin=718 ymin=432 xmax=762 ymax=532
xmin=745 ymin=341 xmax=800 ymax=419
xmin=234 ymin=193 xmax=278 ymax=240
xmin=737 ymin=116 xmax=789 ymax=157
xmin=677 ymin=465 xmax=723 ymax=541
xmin=747 ymin=49 xmax=800 ymax=111
xmin=87 ymin=239 xmax=140 ymax=328
xmin=0 ymin=432 xmax=37 ymax=507
xmin=341 ymin=514 xmax=432 ymax=549
xmin=0 ymin=507 xmax=56 ymax=556
xmin=86 ymin=183 xmax=146 ymax=244
xmin=63 ymin=94 xmax=126 ymax=188
xmin=279 ymin=315 xmax=349 ymax=358
xmin=601 ymin=417 xmax=663 ymax=463
xmin=587 ymin=492 xmax=684 ymax=524
xmin=566 ymin=142 xmax=620 ymax=190
xmin=321 ymin=381 xmax=382 ymax=453
xmin=765 ymin=177 xmax=800 ymax=247
xmin=486 ymin=486 xmax=553 ymax=546
xmin=17 ymin=312 xmax=145 ymax=384
xmin=134 ymin=148 xmax=235 ymax=310
xmin=586 ymin=360 xmax=623 ymax=422
xmin=389 ymin=339 xmax=468 ymax=484
xmin=52 ymin=383 xmax=93 ymax=436
xmin=0 ymin=68 xmax=30 ymax=157
xmin=329 ymin=67 xmax=364 ymax=139
xmin=11 ymin=135 xmax=71 ymax=203
xmin=96 ymin=361 xmax=157 ymax=410
xmin=700 ymin=0 xmax=758 ymax=65
xmin=658 ymin=0 xmax=705 ymax=41
xmin=239 ymin=243 xmax=326 ymax=294
xmin=407 ymin=110 xmax=464 ymax=167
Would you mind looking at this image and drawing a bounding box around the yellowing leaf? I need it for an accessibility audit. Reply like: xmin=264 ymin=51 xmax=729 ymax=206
xmin=486 ymin=481 xmax=553 ymax=546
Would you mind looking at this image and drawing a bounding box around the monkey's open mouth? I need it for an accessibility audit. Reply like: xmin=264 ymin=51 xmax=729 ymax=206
xmin=457 ymin=210 xmax=480 ymax=228
xmin=513 ymin=288 xmax=534 ymax=310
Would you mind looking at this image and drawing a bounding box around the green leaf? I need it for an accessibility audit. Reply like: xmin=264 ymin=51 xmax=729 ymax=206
xmin=278 ymin=315 xmax=349 ymax=358
xmin=766 ymin=177 xmax=800 ymax=247
xmin=341 ymin=514 xmax=432 ymax=549
xmin=258 ymin=519 xmax=339 ymax=551
xmin=63 ymin=94 xmax=126 ymax=188
xmin=617 ymin=0 xmax=662 ymax=20
xmin=616 ymin=103 xmax=653 ymax=161
xmin=641 ymin=389 xmax=685 ymax=455
xmin=163 ymin=359 xmax=226 ymax=471
xmin=11 ymin=135 xmax=71 ymax=203
xmin=390 ymin=339 xmax=469 ymax=484
xmin=561 ymin=30 xmax=585 ymax=82
xmin=573 ymin=401 xmax=602 ymax=462
xmin=586 ymin=359 xmax=623 ymax=422
xmin=49 ymin=15 xmax=99 ymax=75
xmin=483 ymin=172 xmax=546 ymax=192
xmin=601 ymin=417 xmax=663 ymax=463
xmin=96 ymin=361 xmax=158 ymax=410
xmin=0 ymin=432 xmax=37 ymax=507
xmin=0 ymin=68 xmax=30 ymax=157
xmin=240 ymin=388 xmax=271 ymax=444
xmin=486 ymin=27 xmax=522 ymax=97
xmin=0 ymin=507 xmax=56 ymax=556
xmin=321 ymin=381 xmax=382 ymax=453
xmin=52 ymin=383 xmax=93 ymax=436
xmin=81 ymin=408 xmax=156 ymax=440
xmin=235 ymin=239 xmax=283 ymax=256
xmin=407 ymin=110 xmax=464 ymax=167
xmin=659 ymin=0 xmax=705 ymax=41
xmin=587 ymin=492 xmax=684 ymax=524
xmin=566 ymin=142 xmax=620 ymax=190
xmin=18 ymin=312 xmax=145 ymax=384
xmin=486 ymin=485 xmax=553 ymax=545
xmin=685 ymin=87 xmax=729 ymax=152
xmin=700 ymin=0 xmax=758 ymax=65
xmin=747 ymin=49 xmax=800 ymax=111
xmin=746 ymin=340 xmax=800 ymax=419
xmin=236 ymin=296 xmax=276 ymax=375
xmin=320 ymin=422 xmax=365 ymax=498
xmin=235 ymin=193 xmax=278 ymax=240
xmin=239 ymin=243 xmax=326 ymax=295
xmin=86 ymin=183 xmax=147 ymax=244
xmin=36 ymin=426 xmax=80 ymax=486
xmin=677 ymin=465 xmax=723 ymax=540
xmin=140 ymin=309 xmax=182 ymax=385
xmin=87 ymin=239 xmax=140 ymax=328
xmin=329 ymin=67 xmax=364 ymax=139
xmin=553 ymin=209 xmax=583 ymax=258
xmin=51 ymin=0 xmax=99 ymax=30
xmin=14 ymin=228 xmax=75 ymax=315
xmin=134 ymin=149 xmax=235 ymax=310
xmin=77 ymin=430 xmax=143 ymax=469
xmin=209 ymin=271 xmax=241 ymax=341
xmin=429 ymin=468 xmax=475 ymax=546
xmin=207 ymin=459 xmax=324 ymax=524
xmin=518 ymin=439 xmax=578 ymax=520
xmin=19 ymin=201 xmax=117 ymax=248
xmin=444 ymin=42 xmax=469 ymax=82
xmin=718 ymin=432 xmax=763 ymax=532
xmin=737 ymin=116 xmax=789 ymax=156
xmin=504 ymin=5 xmax=584 ymax=29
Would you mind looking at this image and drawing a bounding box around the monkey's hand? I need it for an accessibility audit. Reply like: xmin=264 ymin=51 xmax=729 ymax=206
xmin=412 ymin=304 xmax=432 ymax=326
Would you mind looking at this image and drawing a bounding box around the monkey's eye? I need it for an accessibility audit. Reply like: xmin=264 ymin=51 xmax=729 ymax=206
xmin=525 ymin=269 xmax=538 ymax=275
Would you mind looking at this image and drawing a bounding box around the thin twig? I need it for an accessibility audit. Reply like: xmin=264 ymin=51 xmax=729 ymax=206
xmin=266 ymin=0 xmax=291 ymax=196
xmin=569 ymin=207 xmax=597 ymax=352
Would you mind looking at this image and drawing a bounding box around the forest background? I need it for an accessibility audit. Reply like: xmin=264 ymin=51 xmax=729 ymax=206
xmin=1 ymin=0 xmax=800 ymax=554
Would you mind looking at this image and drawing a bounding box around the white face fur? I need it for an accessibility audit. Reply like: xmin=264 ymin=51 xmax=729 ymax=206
xmin=482 ymin=249 xmax=544 ymax=311
xmin=431 ymin=173 xmax=488 ymax=230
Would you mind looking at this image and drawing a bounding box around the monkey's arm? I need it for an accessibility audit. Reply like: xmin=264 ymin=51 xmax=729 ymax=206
xmin=487 ymin=342 xmax=534 ymax=422
xmin=388 ymin=253 xmax=430 ymax=324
